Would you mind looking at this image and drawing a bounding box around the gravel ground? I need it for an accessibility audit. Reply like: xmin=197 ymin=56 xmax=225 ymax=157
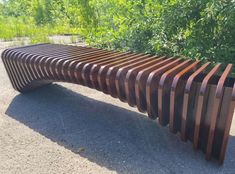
xmin=0 ymin=39 xmax=235 ymax=174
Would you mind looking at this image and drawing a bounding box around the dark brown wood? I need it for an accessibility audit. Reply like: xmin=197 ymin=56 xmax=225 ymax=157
xmin=2 ymin=43 xmax=235 ymax=164
xmin=115 ymin=56 xmax=164 ymax=102
xmin=205 ymin=64 xmax=233 ymax=160
xmin=169 ymin=61 xmax=200 ymax=133
xmin=193 ymin=64 xmax=221 ymax=150
xmin=158 ymin=59 xmax=192 ymax=126
xmin=181 ymin=62 xmax=210 ymax=141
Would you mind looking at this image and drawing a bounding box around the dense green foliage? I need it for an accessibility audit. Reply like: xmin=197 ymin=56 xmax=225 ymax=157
xmin=0 ymin=0 xmax=235 ymax=65
xmin=0 ymin=0 xmax=80 ymax=42
xmin=79 ymin=0 xmax=235 ymax=65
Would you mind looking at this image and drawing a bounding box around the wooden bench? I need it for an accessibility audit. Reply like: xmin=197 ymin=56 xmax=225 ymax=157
xmin=2 ymin=43 xmax=235 ymax=164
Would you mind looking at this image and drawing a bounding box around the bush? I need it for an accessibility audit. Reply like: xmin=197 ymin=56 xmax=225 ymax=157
xmin=0 ymin=0 xmax=79 ymax=42
xmin=0 ymin=0 xmax=234 ymax=68
xmin=79 ymin=0 xmax=235 ymax=66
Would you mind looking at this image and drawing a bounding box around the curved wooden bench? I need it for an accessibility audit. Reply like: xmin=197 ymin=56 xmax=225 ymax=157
xmin=2 ymin=43 xmax=235 ymax=164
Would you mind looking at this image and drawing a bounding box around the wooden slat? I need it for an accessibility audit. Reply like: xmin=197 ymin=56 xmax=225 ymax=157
xmin=1 ymin=43 xmax=235 ymax=164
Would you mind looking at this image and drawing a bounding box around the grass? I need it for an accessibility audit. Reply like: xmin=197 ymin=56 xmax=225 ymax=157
xmin=0 ymin=16 xmax=79 ymax=43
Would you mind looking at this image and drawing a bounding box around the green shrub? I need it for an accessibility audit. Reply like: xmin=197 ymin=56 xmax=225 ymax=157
xmin=79 ymin=0 xmax=235 ymax=67
xmin=0 ymin=0 xmax=234 ymax=69
xmin=0 ymin=0 xmax=79 ymax=42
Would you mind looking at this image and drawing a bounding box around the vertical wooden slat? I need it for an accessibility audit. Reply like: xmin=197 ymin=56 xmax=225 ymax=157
xmin=1 ymin=44 xmax=235 ymax=164
xmin=181 ymin=62 xmax=210 ymax=141
xmin=158 ymin=59 xmax=192 ymax=126
xmin=169 ymin=61 xmax=200 ymax=132
xmin=219 ymin=83 xmax=235 ymax=163
xmin=193 ymin=64 xmax=221 ymax=149
xmin=206 ymin=64 xmax=233 ymax=160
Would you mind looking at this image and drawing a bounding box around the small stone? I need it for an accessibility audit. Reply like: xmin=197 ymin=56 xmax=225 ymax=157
xmin=73 ymin=147 xmax=85 ymax=154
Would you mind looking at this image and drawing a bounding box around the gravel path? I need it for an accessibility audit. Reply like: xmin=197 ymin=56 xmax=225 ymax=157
xmin=0 ymin=39 xmax=235 ymax=174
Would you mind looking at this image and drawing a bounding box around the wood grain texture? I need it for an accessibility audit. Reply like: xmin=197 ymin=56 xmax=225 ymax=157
xmin=2 ymin=43 xmax=235 ymax=164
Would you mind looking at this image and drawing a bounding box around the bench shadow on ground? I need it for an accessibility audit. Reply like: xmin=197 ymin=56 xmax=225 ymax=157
xmin=5 ymin=84 xmax=235 ymax=174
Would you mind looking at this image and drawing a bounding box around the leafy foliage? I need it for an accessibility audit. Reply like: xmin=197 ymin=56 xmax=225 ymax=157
xmin=0 ymin=0 xmax=79 ymax=42
xmin=0 ymin=0 xmax=235 ymax=66
xmin=79 ymin=0 xmax=235 ymax=65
